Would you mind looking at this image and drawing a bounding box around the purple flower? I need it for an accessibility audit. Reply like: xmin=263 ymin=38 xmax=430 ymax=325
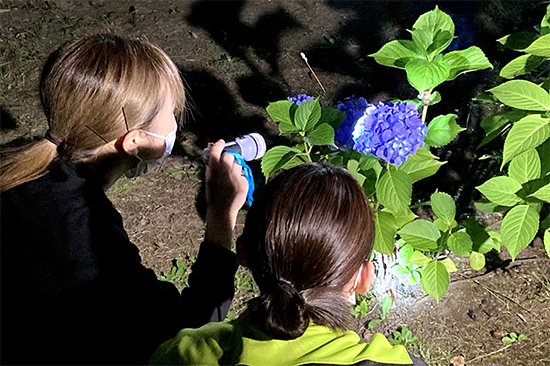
xmin=334 ymin=97 xmax=369 ymax=150
xmin=287 ymin=94 xmax=315 ymax=105
xmin=352 ymin=101 xmax=426 ymax=166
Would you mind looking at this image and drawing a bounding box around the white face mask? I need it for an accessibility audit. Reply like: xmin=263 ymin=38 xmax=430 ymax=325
xmin=125 ymin=124 xmax=177 ymax=178
xmin=347 ymin=264 xmax=363 ymax=305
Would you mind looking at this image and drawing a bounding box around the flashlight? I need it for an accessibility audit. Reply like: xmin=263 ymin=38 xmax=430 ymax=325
xmin=204 ymin=133 xmax=266 ymax=161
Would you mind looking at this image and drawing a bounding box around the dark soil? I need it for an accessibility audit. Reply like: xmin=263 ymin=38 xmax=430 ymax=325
xmin=1 ymin=1 xmax=549 ymax=365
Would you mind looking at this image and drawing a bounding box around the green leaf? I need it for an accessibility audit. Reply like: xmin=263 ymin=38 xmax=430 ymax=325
xmin=440 ymin=257 xmax=457 ymax=273
xmin=389 ymin=208 xmax=417 ymax=229
xmin=405 ymin=58 xmax=450 ymax=92
xmin=499 ymin=54 xmax=545 ymax=79
xmin=413 ymin=6 xmax=455 ymax=40
xmin=528 ymin=182 xmax=550 ymax=203
xmin=374 ymin=211 xmax=398 ymax=255
xmin=420 ymin=260 xmax=449 ymax=301
xmin=433 ymin=218 xmax=450 ymax=232
xmin=447 ymin=230 xmax=473 ymax=256
xmin=261 ymin=146 xmax=304 ymax=178
xmin=409 ymin=250 xmax=431 ymax=266
xmin=489 ymin=80 xmax=550 ymax=111
xmin=306 ymin=123 xmax=335 ymax=147
xmin=369 ymin=40 xmax=421 ymax=69
xmin=476 ymin=176 xmax=523 ymax=206
xmin=479 ymin=115 xmax=511 ymax=147
xmin=469 ymin=251 xmax=486 ymax=271
xmin=502 ymin=115 xmax=550 ymax=168
xmin=266 ymin=100 xmax=299 ymax=133
xmin=538 ymin=138 xmax=550 ymax=174
xmin=464 ymin=218 xmax=501 ymax=254
xmin=409 ymin=28 xmax=432 ymax=54
xmin=497 ymin=31 xmax=539 ymax=50
xmin=427 ymin=30 xmax=454 ymax=56
xmin=442 ymin=46 xmax=493 ymax=80
xmin=425 ymin=114 xmax=464 ymax=147
xmin=501 ymin=205 xmax=540 ymax=261
xmin=376 ymin=166 xmax=412 ymax=213
xmin=295 ymin=99 xmax=321 ymax=131
xmin=318 ymin=107 xmax=346 ymax=130
xmin=544 ymin=229 xmax=550 ymax=257
xmin=541 ymin=5 xmax=550 ymax=35
xmin=523 ymin=34 xmax=550 ymax=57
xmin=398 ymin=219 xmax=441 ymax=251
xmin=430 ymin=191 xmax=456 ymax=222
xmin=398 ymin=243 xmax=414 ymax=263
xmin=509 ymin=149 xmax=541 ymax=184
xmin=380 ymin=296 xmax=393 ymax=318
xmin=399 ymin=147 xmax=446 ymax=182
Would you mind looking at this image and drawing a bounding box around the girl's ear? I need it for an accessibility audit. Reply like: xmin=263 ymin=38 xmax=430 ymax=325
xmin=355 ymin=261 xmax=375 ymax=294
xmin=115 ymin=130 xmax=142 ymax=156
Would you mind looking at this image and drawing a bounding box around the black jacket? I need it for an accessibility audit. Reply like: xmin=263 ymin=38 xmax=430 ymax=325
xmin=0 ymin=160 xmax=238 ymax=365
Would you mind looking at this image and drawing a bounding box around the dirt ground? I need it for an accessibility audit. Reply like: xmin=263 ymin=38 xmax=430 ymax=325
xmin=1 ymin=1 xmax=549 ymax=365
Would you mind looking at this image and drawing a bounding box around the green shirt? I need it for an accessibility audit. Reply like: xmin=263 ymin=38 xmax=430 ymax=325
xmin=150 ymin=314 xmax=412 ymax=365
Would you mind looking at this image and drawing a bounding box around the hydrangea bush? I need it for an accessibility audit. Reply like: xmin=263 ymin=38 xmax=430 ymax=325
xmin=261 ymin=6 xmax=550 ymax=301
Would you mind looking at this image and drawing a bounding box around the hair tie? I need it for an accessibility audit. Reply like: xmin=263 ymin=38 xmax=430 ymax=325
xmin=44 ymin=130 xmax=63 ymax=146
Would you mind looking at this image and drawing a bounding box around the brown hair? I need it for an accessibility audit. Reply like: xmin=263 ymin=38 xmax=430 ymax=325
xmin=0 ymin=33 xmax=185 ymax=192
xmin=241 ymin=162 xmax=375 ymax=340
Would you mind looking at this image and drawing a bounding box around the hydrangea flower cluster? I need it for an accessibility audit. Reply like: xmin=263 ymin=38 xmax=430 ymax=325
xmin=334 ymin=97 xmax=369 ymax=150
xmin=351 ymin=101 xmax=426 ymax=166
xmin=287 ymin=94 xmax=315 ymax=105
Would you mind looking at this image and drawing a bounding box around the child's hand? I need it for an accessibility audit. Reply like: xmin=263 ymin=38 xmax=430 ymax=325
xmin=204 ymin=139 xmax=249 ymax=248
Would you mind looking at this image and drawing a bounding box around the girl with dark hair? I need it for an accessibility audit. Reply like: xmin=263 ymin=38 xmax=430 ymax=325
xmin=151 ymin=163 xmax=422 ymax=365
xmin=1 ymin=34 xmax=248 ymax=365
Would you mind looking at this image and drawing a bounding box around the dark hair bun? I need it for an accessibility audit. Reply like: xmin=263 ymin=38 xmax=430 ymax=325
xmin=253 ymin=278 xmax=309 ymax=340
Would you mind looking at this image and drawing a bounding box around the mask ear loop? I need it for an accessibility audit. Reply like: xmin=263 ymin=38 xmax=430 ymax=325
xmin=347 ymin=263 xmax=363 ymax=305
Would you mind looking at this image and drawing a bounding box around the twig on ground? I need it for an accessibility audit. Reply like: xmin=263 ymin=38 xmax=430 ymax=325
xmin=466 ymin=344 xmax=512 ymax=364
xmin=473 ymin=280 xmax=533 ymax=316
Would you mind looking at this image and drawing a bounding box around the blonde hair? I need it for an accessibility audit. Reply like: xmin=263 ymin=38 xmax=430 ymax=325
xmin=0 ymin=33 xmax=185 ymax=192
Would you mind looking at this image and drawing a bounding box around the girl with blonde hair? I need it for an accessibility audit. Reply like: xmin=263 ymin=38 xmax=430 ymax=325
xmin=1 ymin=33 xmax=248 ymax=365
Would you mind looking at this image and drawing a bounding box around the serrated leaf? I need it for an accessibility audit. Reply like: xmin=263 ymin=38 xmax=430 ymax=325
xmin=376 ymin=166 xmax=412 ymax=213
xmin=489 ymin=80 xmax=550 ymax=111
xmin=442 ymin=46 xmax=493 ymax=80
xmin=528 ymin=182 xmax=550 ymax=203
xmin=542 ymin=5 xmax=550 ymax=35
xmin=497 ymin=31 xmax=539 ymax=50
xmin=306 ymin=123 xmax=335 ymax=147
xmin=523 ymin=33 xmax=550 ymax=57
xmin=398 ymin=243 xmax=414 ymax=263
xmin=374 ymin=211 xmax=398 ymax=255
xmin=501 ymin=205 xmax=539 ymax=261
xmin=464 ymin=218 xmax=500 ymax=254
xmin=440 ymin=257 xmax=457 ymax=273
xmin=509 ymin=149 xmax=541 ymax=184
xmin=420 ymin=260 xmax=449 ymax=301
xmin=398 ymin=219 xmax=440 ymax=251
xmin=499 ymin=54 xmax=545 ymax=79
xmin=295 ymin=99 xmax=321 ymax=131
xmin=260 ymin=146 xmax=304 ymax=178
xmin=430 ymin=191 xmax=456 ymax=222
xmin=410 ymin=28 xmax=432 ymax=53
xmin=469 ymin=251 xmax=486 ymax=271
xmin=538 ymin=138 xmax=550 ymax=174
xmin=406 ymin=58 xmax=450 ymax=92
xmin=318 ymin=107 xmax=346 ymax=130
xmin=447 ymin=230 xmax=473 ymax=256
xmin=409 ymin=251 xmax=431 ymax=266
xmin=388 ymin=208 xmax=417 ymax=229
xmin=433 ymin=218 xmax=450 ymax=232
xmin=266 ymin=100 xmax=299 ymax=133
xmin=480 ymin=110 xmax=526 ymax=147
xmin=399 ymin=147 xmax=445 ymax=182
xmin=369 ymin=40 xmax=421 ymax=69
xmin=427 ymin=30 xmax=454 ymax=56
xmin=425 ymin=114 xmax=464 ymax=147
xmin=413 ymin=6 xmax=455 ymax=39
xmin=502 ymin=115 xmax=550 ymax=168
xmin=476 ymin=176 xmax=523 ymax=206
